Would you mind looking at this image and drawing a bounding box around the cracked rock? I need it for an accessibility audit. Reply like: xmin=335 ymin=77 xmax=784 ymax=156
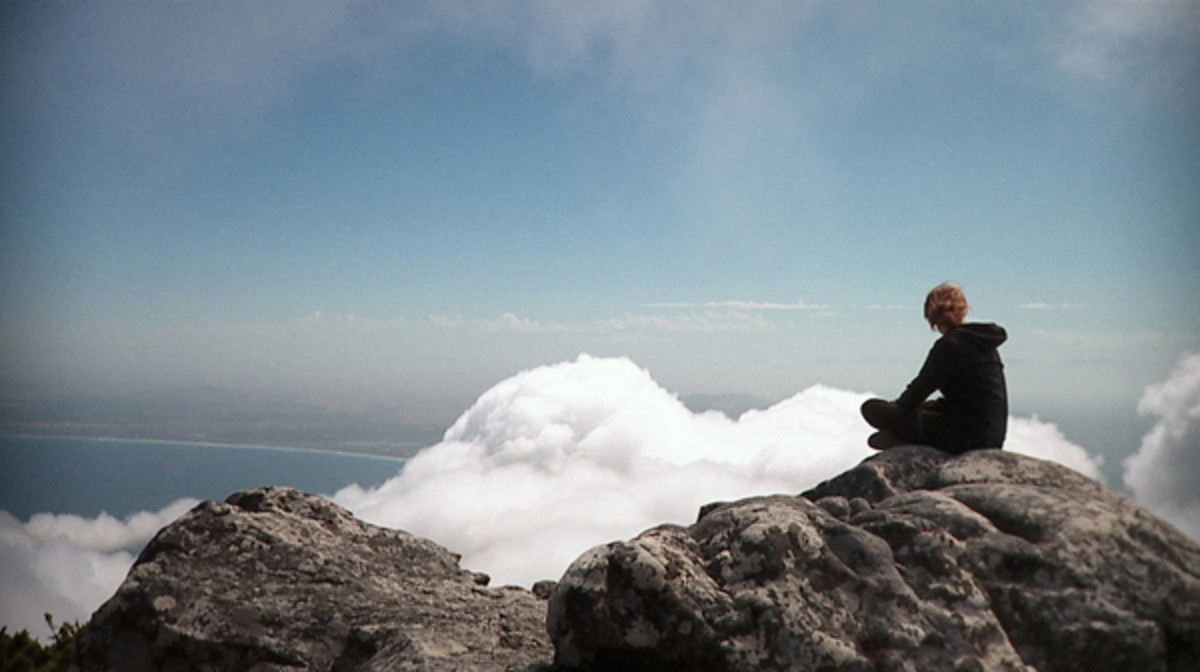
xmin=548 ymin=447 xmax=1200 ymax=672
xmin=75 ymin=486 xmax=553 ymax=672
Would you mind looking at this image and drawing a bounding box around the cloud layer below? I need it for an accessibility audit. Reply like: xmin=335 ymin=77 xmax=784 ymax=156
xmin=335 ymin=355 xmax=1100 ymax=586
xmin=0 ymin=499 xmax=197 ymax=638
xmin=0 ymin=354 xmax=1115 ymax=636
xmin=1123 ymin=353 xmax=1200 ymax=541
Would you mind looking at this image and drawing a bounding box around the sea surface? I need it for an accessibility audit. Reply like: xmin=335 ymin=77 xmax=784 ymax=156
xmin=0 ymin=435 xmax=407 ymax=521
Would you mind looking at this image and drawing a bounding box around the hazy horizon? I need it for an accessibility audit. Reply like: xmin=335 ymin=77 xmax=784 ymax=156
xmin=0 ymin=360 xmax=1161 ymax=488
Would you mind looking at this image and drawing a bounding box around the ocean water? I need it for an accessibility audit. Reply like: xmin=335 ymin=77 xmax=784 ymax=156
xmin=0 ymin=435 xmax=406 ymax=521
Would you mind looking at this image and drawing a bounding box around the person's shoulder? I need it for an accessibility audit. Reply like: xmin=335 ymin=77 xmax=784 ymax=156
xmin=968 ymin=321 xmax=1006 ymax=331
xmin=966 ymin=321 xmax=1007 ymax=338
xmin=931 ymin=331 xmax=957 ymax=352
xmin=956 ymin=322 xmax=1008 ymax=348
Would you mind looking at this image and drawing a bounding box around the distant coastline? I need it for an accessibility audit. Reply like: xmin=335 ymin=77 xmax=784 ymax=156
xmin=0 ymin=435 xmax=407 ymax=520
xmin=0 ymin=431 xmax=418 ymax=460
xmin=0 ymin=387 xmax=451 ymax=459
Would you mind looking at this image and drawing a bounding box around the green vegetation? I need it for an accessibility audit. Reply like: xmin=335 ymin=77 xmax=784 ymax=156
xmin=0 ymin=614 xmax=80 ymax=672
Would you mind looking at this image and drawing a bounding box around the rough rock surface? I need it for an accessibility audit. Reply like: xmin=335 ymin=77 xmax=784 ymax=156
xmin=76 ymin=486 xmax=553 ymax=672
xmin=548 ymin=446 xmax=1200 ymax=671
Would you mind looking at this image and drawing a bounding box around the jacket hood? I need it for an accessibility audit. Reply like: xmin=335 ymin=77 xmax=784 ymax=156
xmin=952 ymin=322 xmax=1007 ymax=350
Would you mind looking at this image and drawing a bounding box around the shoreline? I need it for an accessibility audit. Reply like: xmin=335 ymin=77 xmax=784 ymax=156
xmin=0 ymin=432 xmax=414 ymax=461
xmin=0 ymin=434 xmax=410 ymax=522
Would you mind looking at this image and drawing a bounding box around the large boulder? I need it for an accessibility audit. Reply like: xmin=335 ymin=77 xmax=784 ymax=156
xmin=548 ymin=446 xmax=1200 ymax=671
xmin=76 ymin=486 xmax=553 ymax=672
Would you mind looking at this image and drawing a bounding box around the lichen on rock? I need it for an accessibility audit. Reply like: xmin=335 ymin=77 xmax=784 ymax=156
xmin=548 ymin=446 xmax=1200 ymax=672
xmin=73 ymin=447 xmax=1200 ymax=672
xmin=75 ymin=486 xmax=553 ymax=672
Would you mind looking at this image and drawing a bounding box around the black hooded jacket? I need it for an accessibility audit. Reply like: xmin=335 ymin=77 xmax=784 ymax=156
xmin=896 ymin=322 xmax=1008 ymax=449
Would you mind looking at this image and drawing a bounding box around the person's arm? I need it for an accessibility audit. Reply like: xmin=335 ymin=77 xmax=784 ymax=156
xmin=896 ymin=338 xmax=950 ymax=410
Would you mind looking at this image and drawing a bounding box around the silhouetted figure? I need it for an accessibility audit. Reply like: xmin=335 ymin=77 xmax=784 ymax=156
xmin=861 ymin=283 xmax=1007 ymax=453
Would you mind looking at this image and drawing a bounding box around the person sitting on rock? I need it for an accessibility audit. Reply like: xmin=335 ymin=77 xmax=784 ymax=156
xmin=861 ymin=282 xmax=1008 ymax=454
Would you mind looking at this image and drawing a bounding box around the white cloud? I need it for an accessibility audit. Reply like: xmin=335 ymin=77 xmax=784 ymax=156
xmin=24 ymin=500 xmax=198 ymax=554
xmin=1124 ymin=353 xmax=1200 ymax=541
xmin=466 ymin=1 xmax=816 ymax=113
xmin=2 ymin=355 xmax=1106 ymax=635
xmin=0 ymin=499 xmax=197 ymax=637
xmin=492 ymin=312 xmax=554 ymax=332
xmin=1005 ymin=415 xmax=1105 ymax=481
xmin=14 ymin=1 xmax=1194 ymax=171
xmin=1054 ymin=0 xmax=1200 ymax=92
xmin=8 ymin=1 xmax=810 ymax=149
xmin=335 ymin=354 xmax=1104 ymax=587
xmin=334 ymin=355 xmax=874 ymax=586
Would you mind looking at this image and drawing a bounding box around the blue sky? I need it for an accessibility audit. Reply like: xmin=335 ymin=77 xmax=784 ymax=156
xmin=2 ymin=1 xmax=1198 ymax=459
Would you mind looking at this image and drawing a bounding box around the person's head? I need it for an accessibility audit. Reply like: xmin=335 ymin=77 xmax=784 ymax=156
xmin=924 ymin=282 xmax=968 ymax=333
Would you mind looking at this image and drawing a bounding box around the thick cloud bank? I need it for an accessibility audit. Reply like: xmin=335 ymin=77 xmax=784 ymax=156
xmin=1005 ymin=412 xmax=1104 ymax=481
xmin=335 ymin=355 xmax=1102 ymax=586
xmin=1124 ymin=353 xmax=1200 ymax=541
xmin=0 ymin=499 xmax=196 ymax=638
xmin=1 ymin=354 xmax=1104 ymax=635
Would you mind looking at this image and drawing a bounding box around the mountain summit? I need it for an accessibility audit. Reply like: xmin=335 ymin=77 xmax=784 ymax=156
xmin=76 ymin=447 xmax=1199 ymax=671
xmin=549 ymin=446 xmax=1200 ymax=671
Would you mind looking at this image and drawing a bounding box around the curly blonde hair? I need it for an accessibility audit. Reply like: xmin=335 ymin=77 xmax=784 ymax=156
xmin=924 ymin=282 xmax=969 ymax=331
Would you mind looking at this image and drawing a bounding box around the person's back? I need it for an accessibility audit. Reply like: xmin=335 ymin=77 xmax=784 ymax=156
xmin=862 ymin=283 xmax=1008 ymax=453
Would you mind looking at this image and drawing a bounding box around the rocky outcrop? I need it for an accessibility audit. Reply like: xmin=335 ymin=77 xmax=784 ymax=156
xmin=548 ymin=447 xmax=1200 ymax=671
xmin=75 ymin=486 xmax=553 ymax=672
xmin=74 ymin=448 xmax=1200 ymax=672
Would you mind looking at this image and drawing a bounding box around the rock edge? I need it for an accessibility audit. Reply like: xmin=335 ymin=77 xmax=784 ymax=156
xmin=75 ymin=486 xmax=554 ymax=672
xmin=547 ymin=447 xmax=1200 ymax=672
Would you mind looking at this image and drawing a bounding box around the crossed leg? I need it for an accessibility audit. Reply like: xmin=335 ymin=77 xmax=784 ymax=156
xmin=860 ymin=398 xmax=918 ymax=450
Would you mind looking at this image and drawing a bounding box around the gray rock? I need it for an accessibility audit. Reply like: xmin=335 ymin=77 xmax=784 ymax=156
xmin=548 ymin=446 xmax=1200 ymax=671
xmin=76 ymin=486 xmax=553 ymax=672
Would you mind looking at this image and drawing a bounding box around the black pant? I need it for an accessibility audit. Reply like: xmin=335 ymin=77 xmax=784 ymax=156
xmin=860 ymin=398 xmax=972 ymax=455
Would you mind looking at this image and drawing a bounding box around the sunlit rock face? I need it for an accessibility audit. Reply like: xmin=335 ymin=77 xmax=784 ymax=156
xmin=72 ymin=447 xmax=1200 ymax=672
xmin=548 ymin=446 xmax=1200 ymax=672
xmin=75 ymin=486 xmax=553 ymax=672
